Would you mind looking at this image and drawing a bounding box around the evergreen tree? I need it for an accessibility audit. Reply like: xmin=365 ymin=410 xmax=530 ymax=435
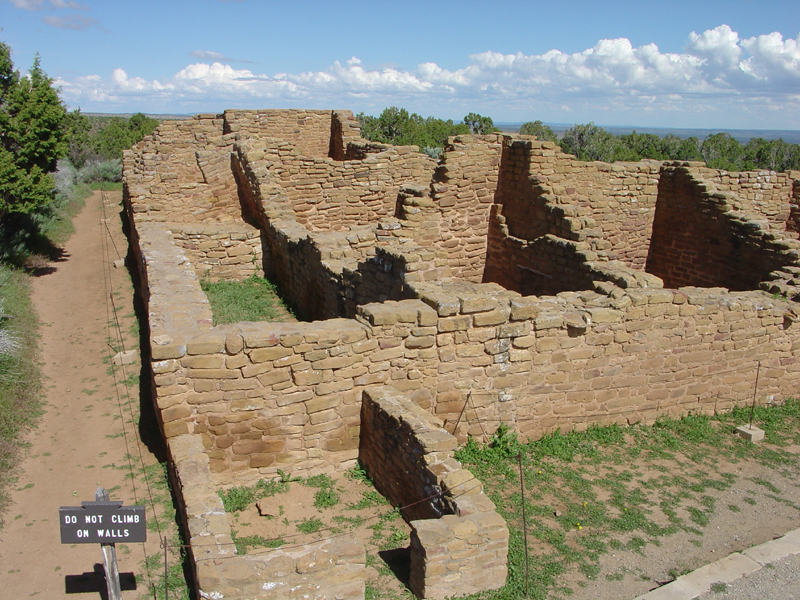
xmin=0 ymin=41 xmax=66 ymax=217
xmin=560 ymin=123 xmax=617 ymax=162
xmin=519 ymin=120 xmax=557 ymax=142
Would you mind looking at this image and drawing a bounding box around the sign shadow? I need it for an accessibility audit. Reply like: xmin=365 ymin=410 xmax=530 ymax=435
xmin=65 ymin=564 xmax=137 ymax=598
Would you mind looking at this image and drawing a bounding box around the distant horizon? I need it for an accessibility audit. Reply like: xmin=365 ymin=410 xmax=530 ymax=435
xmin=83 ymin=112 xmax=800 ymax=145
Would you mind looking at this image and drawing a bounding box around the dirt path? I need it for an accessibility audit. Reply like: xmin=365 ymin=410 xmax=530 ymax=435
xmin=0 ymin=191 xmax=165 ymax=599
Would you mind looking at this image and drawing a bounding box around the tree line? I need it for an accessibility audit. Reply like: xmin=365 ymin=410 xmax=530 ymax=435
xmin=356 ymin=107 xmax=498 ymax=157
xmin=525 ymin=121 xmax=800 ymax=172
xmin=357 ymin=109 xmax=800 ymax=173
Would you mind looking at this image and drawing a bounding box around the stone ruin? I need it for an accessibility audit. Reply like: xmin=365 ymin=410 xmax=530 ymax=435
xmin=123 ymin=109 xmax=800 ymax=599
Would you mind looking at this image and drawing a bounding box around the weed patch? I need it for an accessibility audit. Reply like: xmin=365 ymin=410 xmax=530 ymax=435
xmin=452 ymin=400 xmax=800 ymax=600
xmin=200 ymin=275 xmax=295 ymax=325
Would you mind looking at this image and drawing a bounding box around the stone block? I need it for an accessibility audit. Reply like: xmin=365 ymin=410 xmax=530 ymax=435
xmin=187 ymin=334 xmax=225 ymax=355
xmin=735 ymin=425 xmax=765 ymax=442
xmin=249 ymin=346 xmax=294 ymax=363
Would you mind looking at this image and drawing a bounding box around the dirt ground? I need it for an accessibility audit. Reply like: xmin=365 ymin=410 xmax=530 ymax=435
xmin=0 ymin=191 xmax=168 ymax=599
xmin=557 ymin=447 xmax=800 ymax=600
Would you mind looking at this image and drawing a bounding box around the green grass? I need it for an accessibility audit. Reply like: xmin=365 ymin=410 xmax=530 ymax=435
xmin=200 ymin=275 xmax=293 ymax=325
xmin=296 ymin=516 xmax=324 ymax=534
xmin=450 ymin=400 xmax=800 ymax=600
xmin=88 ymin=181 xmax=124 ymax=191
xmin=0 ymin=267 xmax=42 ymax=528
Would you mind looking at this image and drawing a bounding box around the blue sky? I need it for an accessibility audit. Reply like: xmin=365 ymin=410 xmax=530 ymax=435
xmin=2 ymin=0 xmax=800 ymax=129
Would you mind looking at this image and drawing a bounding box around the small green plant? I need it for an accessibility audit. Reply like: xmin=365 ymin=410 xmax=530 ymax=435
xmin=296 ymin=517 xmax=324 ymax=534
xmin=303 ymin=473 xmax=334 ymax=488
xmin=345 ymin=463 xmax=373 ymax=484
xmin=218 ymin=478 xmax=289 ymax=513
xmin=232 ymin=531 xmax=284 ymax=554
xmin=349 ymin=490 xmax=388 ymax=510
xmin=710 ymin=582 xmax=728 ymax=593
xmin=314 ymin=488 xmax=340 ymax=509
xmin=277 ymin=469 xmax=300 ymax=483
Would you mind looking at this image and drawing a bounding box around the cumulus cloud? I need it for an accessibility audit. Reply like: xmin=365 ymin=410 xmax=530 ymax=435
xmin=42 ymin=14 xmax=94 ymax=29
xmin=56 ymin=25 xmax=800 ymax=127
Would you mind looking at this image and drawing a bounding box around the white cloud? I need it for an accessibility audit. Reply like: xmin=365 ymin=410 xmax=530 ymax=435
xmin=56 ymin=25 xmax=800 ymax=128
xmin=190 ymin=50 xmax=254 ymax=64
xmin=49 ymin=0 xmax=87 ymax=9
xmin=42 ymin=14 xmax=94 ymax=29
xmin=7 ymin=0 xmax=87 ymax=9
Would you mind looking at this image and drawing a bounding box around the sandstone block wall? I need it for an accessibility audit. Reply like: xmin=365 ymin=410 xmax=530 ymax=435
xmin=124 ymin=115 xmax=240 ymax=224
xmin=170 ymin=224 xmax=263 ymax=282
xmin=704 ymin=168 xmax=797 ymax=225
xmin=426 ymin=134 xmax=504 ymax=282
xmin=223 ymin=109 xmax=335 ymax=158
xmin=493 ymin=138 xmax=661 ymax=270
xmin=647 ymin=166 xmax=800 ymax=291
xmin=359 ymin=387 xmax=508 ymax=599
xmin=170 ymin=434 xmax=365 ymax=600
xmin=124 ymin=108 xmax=800 ymax=600
xmin=234 ymin=137 xmax=436 ymax=232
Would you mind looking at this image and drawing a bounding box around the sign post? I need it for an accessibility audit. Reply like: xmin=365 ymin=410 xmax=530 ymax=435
xmin=60 ymin=487 xmax=146 ymax=600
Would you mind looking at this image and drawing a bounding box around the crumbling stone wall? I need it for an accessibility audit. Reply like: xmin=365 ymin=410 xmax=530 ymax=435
xmin=492 ymin=138 xmax=661 ymax=271
xmin=426 ymin=134 xmax=504 ymax=281
xmin=234 ymin=137 xmax=436 ymax=231
xmin=647 ymin=165 xmax=800 ymax=290
xmin=124 ymin=107 xmax=800 ymax=600
xmin=703 ymin=168 xmax=797 ymax=225
xmin=359 ymin=387 xmax=508 ymax=599
xmin=170 ymin=434 xmax=366 ymax=600
xmin=125 ymin=114 xmax=240 ymax=224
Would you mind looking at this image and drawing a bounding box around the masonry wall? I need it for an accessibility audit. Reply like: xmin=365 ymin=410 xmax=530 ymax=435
xmin=124 ymin=109 xmax=800 ymax=600
xmin=359 ymin=387 xmax=508 ymax=600
xmin=702 ymin=168 xmax=797 ymax=226
xmin=492 ymin=138 xmax=661 ymax=271
xmin=222 ymin=109 xmax=335 ymax=157
xmin=647 ymin=166 xmax=800 ymax=290
xmin=428 ymin=134 xmax=503 ymax=282
xmin=124 ymin=115 xmax=240 ymax=224
xmin=170 ymin=224 xmax=263 ymax=282
xmin=236 ymin=138 xmax=436 ymax=232
xmin=170 ymin=435 xmax=366 ymax=600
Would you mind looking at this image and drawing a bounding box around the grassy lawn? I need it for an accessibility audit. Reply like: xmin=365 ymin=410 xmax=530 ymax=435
xmin=454 ymin=401 xmax=800 ymax=600
xmin=200 ymin=275 xmax=295 ymax=325
xmin=0 ymin=267 xmax=42 ymax=527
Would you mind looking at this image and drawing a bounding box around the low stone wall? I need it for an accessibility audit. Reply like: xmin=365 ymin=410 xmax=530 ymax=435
xmin=134 ymin=212 xmax=800 ymax=477
xmin=170 ymin=223 xmax=263 ymax=282
xmin=170 ymin=434 xmax=366 ymax=600
xmin=359 ymin=387 xmax=508 ymax=599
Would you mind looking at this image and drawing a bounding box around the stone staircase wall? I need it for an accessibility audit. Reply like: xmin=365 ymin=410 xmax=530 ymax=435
xmin=647 ymin=165 xmax=800 ymax=291
xmin=359 ymin=387 xmax=508 ymax=599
